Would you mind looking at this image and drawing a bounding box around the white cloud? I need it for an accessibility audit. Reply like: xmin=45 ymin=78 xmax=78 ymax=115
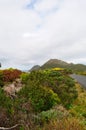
xmin=23 ymin=32 xmax=39 ymax=38
xmin=34 ymin=0 xmax=61 ymax=12
xmin=0 ymin=0 xmax=86 ymax=69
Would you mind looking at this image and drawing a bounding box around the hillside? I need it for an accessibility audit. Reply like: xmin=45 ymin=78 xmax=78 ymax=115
xmin=30 ymin=59 xmax=86 ymax=72
xmin=41 ymin=59 xmax=69 ymax=69
xmin=29 ymin=65 xmax=40 ymax=72
xmin=0 ymin=68 xmax=86 ymax=129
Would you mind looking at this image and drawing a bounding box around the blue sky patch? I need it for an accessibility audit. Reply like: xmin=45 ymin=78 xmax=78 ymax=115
xmin=26 ymin=0 xmax=38 ymax=10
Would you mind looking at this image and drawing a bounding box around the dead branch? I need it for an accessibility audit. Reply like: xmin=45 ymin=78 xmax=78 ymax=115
xmin=0 ymin=124 xmax=20 ymax=130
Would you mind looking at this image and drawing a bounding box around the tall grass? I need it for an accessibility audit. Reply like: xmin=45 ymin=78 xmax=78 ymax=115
xmin=41 ymin=118 xmax=85 ymax=130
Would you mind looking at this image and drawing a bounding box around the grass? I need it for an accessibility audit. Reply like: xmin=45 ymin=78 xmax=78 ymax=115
xmin=37 ymin=118 xmax=85 ymax=130
xmin=69 ymin=83 xmax=86 ymax=129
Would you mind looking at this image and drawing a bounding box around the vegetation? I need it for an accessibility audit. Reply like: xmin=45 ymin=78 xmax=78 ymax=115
xmin=0 ymin=68 xmax=86 ymax=130
xmin=3 ymin=68 xmax=22 ymax=82
xmin=0 ymin=70 xmax=4 ymax=86
xmin=40 ymin=117 xmax=85 ymax=130
xmin=26 ymin=69 xmax=77 ymax=108
xmin=20 ymin=72 xmax=30 ymax=84
xmin=18 ymin=85 xmax=60 ymax=112
xmin=0 ymin=68 xmax=22 ymax=85
xmin=30 ymin=59 xmax=86 ymax=72
xmin=76 ymin=71 xmax=86 ymax=76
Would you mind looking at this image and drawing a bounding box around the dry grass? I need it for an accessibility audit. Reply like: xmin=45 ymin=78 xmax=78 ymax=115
xmin=41 ymin=118 xmax=85 ymax=130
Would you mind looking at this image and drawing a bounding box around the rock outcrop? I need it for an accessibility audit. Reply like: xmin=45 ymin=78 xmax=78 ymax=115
xmin=3 ymin=79 xmax=23 ymax=97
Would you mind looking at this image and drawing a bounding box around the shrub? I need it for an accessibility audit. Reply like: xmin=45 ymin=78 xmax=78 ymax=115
xmin=0 ymin=87 xmax=13 ymax=115
xmin=48 ymin=76 xmax=78 ymax=108
xmin=3 ymin=69 xmax=22 ymax=82
xmin=30 ymin=86 xmax=60 ymax=112
xmin=37 ymin=105 xmax=69 ymax=124
xmin=20 ymin=73 xmax=29 ymax=84
xmin=48 ymin=70 xmax=62 ymax=77
xmin=18 ymin=84 xmax=60 ymax=112
xmin=25 ymin=70 xmax=78 ymax=108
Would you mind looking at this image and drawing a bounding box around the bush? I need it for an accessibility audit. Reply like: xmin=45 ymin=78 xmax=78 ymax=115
xmin=18 ymin=84 xmax=60 ymax=112
xmin=37 ymin=106 xmax=69 ymax=124
xmin=30 ymin=86 xmax=60 ymax=112
xmin=0 ymin=87 xmax=13 ymax=115
xmin=48 ymin=75 xmax=78 ymax=107
xmin=25 ymin=70 xmax=78 ymax=108
xmin=20 ymin=73 xmax=29 ymax=84
xmin=3 ymin=68 xmax=22 ymax=82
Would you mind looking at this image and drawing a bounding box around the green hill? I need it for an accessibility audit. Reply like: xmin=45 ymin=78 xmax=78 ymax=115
xmin=41 ymin=59 xmax=69 ymax=69
xmin=30 ymin=59 xmax=86 ymax=72
xmin=29 ymin=65 xmax=40 ymax=72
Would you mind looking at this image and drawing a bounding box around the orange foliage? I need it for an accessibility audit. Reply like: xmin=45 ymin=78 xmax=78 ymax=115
xmin=3 ymin=69 xmax=22 ymax=82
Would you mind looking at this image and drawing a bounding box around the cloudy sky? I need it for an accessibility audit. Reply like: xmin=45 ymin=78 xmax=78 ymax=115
xmin=0 ymin=0 xmax=86 ymax=70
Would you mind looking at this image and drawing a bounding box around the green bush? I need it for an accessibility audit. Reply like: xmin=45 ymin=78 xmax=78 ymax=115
xmin=48 ymin=70 xmax=62 ymax=77
xmin=46 ymin=75 xmax=78 ymax=107
xmin=20 ymin=73 xmax=29 ymax=84
xmin=0 ymin=88 xmax=13 ymax=115
xmin=24 ymin=70 xmax=78 ymax=108
xmin=30 ymin=86 xmax=60 ymax=112
xmin=18 ymin=84 xmax=60 ymax=112
xmin=37 ymin=107 xmax=68 ymax=124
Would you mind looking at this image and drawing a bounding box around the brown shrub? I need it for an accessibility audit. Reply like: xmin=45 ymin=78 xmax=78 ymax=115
xmin=3 ymin=69 xmax=22 ymax=82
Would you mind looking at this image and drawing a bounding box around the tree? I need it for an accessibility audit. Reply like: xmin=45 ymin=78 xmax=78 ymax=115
xmin=0 ymin=63 xmax=1 ymax=67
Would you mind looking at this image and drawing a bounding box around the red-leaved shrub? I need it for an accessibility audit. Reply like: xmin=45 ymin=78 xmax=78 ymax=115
xmin=3 ymin=69 xmax=22 ymax=82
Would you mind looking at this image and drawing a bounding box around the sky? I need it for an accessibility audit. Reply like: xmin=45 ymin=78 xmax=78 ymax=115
xmin=0 ymin=0 xmax=86 ymax=70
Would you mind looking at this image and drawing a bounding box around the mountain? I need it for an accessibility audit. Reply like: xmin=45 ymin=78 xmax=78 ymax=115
xmin=29 ymin=59 xmax=86 ymax=72
xmin=68 ymin=63 xmax=86 ymax=71
xmin=29 ymin=65 xmax=40 ymax=72
xmin=41 ymin=59 xmax=69 ymax=69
